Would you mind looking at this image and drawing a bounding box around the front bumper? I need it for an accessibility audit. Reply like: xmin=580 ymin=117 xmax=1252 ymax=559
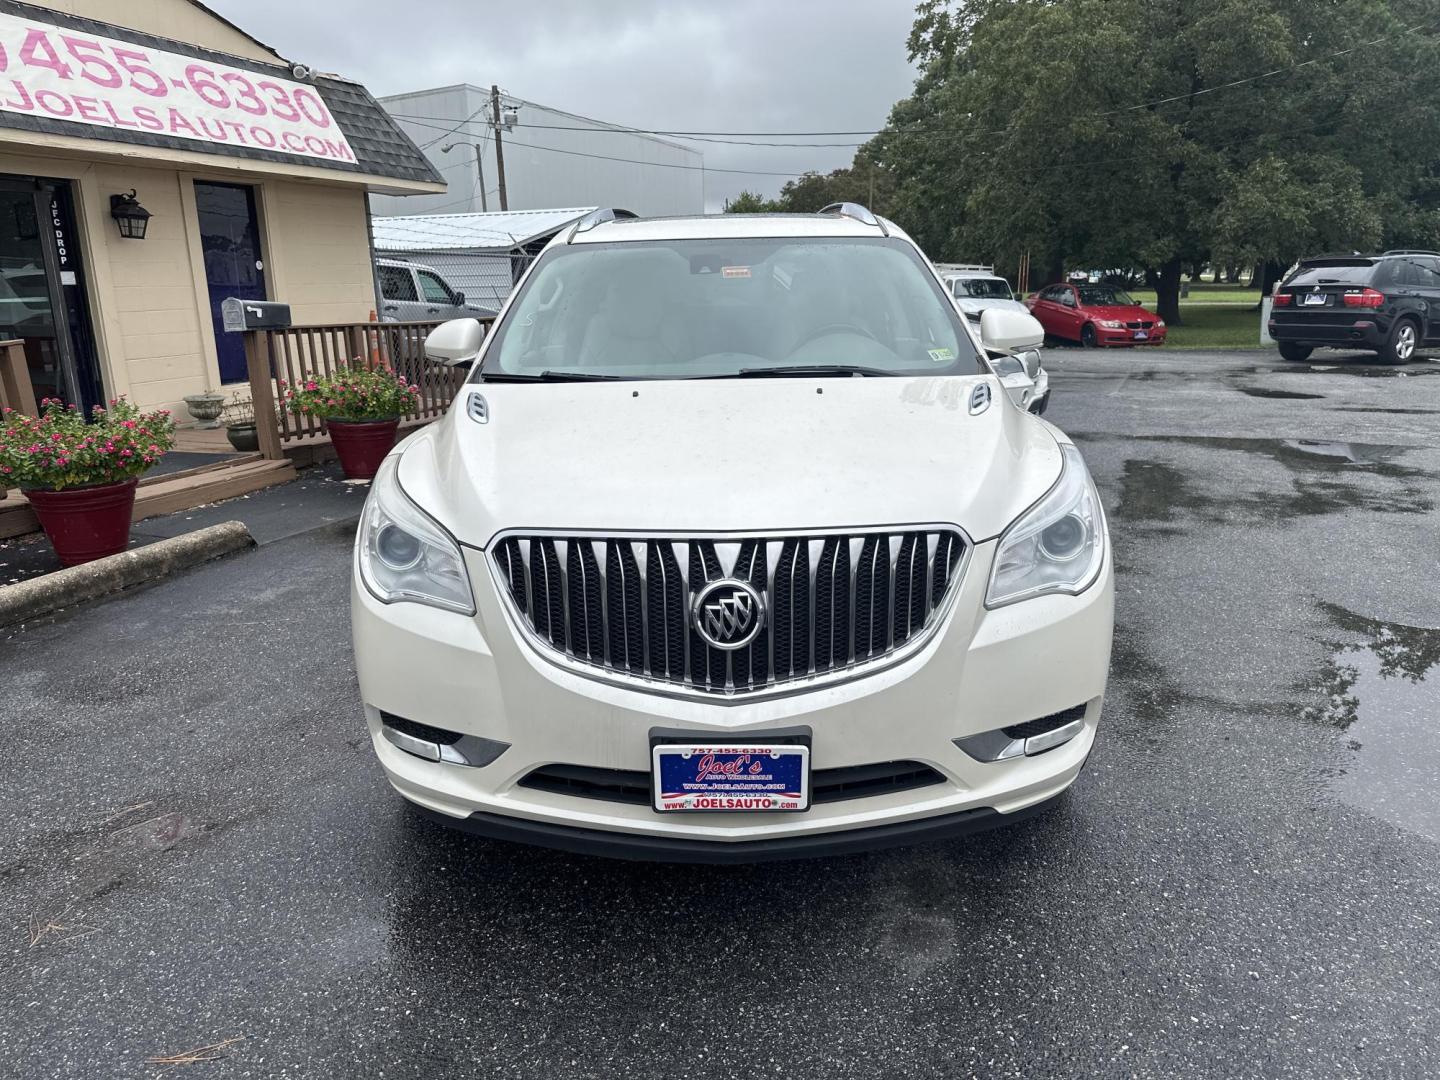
xmin=1094 ymin=325 xmax=1165 ymax=346
xmin=352 ymin=538 xmax=1114 ymax=860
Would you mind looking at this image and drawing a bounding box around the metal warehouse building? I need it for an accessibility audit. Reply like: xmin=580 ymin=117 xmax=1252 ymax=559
xmin=369 ymin=85 xmax=704 ymax=219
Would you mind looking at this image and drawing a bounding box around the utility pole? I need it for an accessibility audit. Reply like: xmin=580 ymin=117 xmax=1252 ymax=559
xmin=491 ymin=84 xmax=508 ymax=212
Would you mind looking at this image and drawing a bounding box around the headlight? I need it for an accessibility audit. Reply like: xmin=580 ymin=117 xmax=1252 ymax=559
xmin=1098 ymin=319 xmax=1123 ymax=329
xmin=986 ymin=443 xmax=1105 ymax=607
xmin=357 ymin=456 xmax=474 ymax=615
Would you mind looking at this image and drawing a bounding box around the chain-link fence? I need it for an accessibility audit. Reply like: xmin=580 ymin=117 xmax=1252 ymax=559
xmin=374 ymin=249 xmax=541 ymax=317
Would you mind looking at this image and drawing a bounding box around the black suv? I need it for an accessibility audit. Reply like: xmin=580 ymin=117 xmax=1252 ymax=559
xmin=1268 ymin=250 xmax=1440 ymax=364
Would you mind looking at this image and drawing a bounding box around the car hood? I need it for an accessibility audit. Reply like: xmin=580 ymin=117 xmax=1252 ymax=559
xmin=396 ymin=376 xmax=1063 ymax=548
xmin=956 ymin=297 xmax=1030 ymax=317
xmin=1086 ymin=304 xmax=1157 ymax=321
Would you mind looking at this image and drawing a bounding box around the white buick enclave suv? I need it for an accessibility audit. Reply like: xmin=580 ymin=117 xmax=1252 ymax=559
xmin=351 ymin=204 xmax=1114 ymax=862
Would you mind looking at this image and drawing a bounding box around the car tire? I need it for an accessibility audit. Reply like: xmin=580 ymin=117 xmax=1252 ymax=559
xmin=1080 ymin=324 xmax=1098 ymax=348
xmin=1381 ymin=318 xmax=1418 ymax=365
xmin=1277 ymin=342 xmax=1313 ymax=362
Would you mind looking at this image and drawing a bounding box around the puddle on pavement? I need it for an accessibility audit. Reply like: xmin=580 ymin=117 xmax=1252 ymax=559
xmin=1334 ymin=406 xmax=1440 ymax=415
xmin=1302 ymin=603 xmax=1440 ymax=843
xmin=1237 ymin=387 xmax=1325 ymax=400
xmin=1115 ymin=438 xmax=1435 ymax=526
xmin=1154 ymin=436 xmax=1429 ymax=477
xmin=1290 ymin=357 xmax=1440 ymax=377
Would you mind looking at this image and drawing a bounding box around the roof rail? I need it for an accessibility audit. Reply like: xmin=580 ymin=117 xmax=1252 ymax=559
xmin=1381 ymin=248 xmax=1440 ymax=257
xmin=817 ymin=202 xmax=888 ymax=236
xmin=568 ymin=207 xmax=639 ymax=241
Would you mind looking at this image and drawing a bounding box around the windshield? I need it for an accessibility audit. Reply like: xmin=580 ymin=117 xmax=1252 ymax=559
xmin=955 ymin=276 xmax=1013 ymax=300
xmin=477 ymin=236 xmax=983 ymax=380
xmin=1077 ymin=285 xmax=1136 ymax=307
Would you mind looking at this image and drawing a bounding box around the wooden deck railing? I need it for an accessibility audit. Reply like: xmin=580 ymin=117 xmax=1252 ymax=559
xmin=243 ymin=320 xmax=493 ymax=459
xmin=0 ymin=339 xmax=36 ymax=416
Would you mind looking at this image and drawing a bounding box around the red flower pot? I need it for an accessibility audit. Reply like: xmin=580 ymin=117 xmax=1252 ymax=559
xmin=326 ymin=418 xmax=400 ymax=480
xmin=25 ymin=478 xmax=138 ymax=567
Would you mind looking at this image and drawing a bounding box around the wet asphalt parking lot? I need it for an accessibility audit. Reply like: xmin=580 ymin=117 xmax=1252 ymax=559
xmin=3 ymin=348 xmax=1440 ymax=1079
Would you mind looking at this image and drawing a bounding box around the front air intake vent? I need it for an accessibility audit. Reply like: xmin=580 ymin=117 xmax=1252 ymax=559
xmin=1002 ymin=704 xmax=1087 ymax=741
xmin=518 ymin=761 xmax=948 ymax=806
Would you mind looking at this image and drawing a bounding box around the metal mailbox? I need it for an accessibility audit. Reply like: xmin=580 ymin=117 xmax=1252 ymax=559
xmin=221 ymin=298 xmax=292 ymax=332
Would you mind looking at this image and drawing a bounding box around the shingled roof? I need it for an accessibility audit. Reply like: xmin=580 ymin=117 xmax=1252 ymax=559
xmin=0 ymin=0 xmax=443 ymax=188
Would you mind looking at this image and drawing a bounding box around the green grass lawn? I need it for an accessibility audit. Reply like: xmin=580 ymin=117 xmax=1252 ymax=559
xmin=1129 ymin=284 xmax=1257 ymax=306
xmin=1158 ymin=303 xmax=1262 ymax=349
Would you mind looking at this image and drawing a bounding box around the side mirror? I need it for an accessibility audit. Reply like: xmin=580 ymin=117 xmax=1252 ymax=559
xmin=454 ymin=291 xmax=466 ymax=306
xmin=1017 ymin=348 xmax=1042 ymax=379
xmin=990 ymin=354 xmax=1036 ymax=408
xmin=424 ymin=318 xmax=485 ymax=366
xmin=979 ymin=308 xmax=1044 ymax=352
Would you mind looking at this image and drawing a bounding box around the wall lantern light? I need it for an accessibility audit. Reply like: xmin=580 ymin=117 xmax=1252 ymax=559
xmin=109 ymin=189 xmax=152 ymax=240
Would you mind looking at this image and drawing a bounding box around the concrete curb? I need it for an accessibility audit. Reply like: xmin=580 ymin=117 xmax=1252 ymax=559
xmin=0 ymin=520 xmax=255 ymax=628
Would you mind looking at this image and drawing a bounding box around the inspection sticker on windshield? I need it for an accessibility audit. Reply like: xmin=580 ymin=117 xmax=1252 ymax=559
xmin=721 ymin=266 xmax=751 ymax=279
xmin=652 ymin=744 xmax=809 ymax=812
xmin=928 ymin=347 xmax=956 ymax=362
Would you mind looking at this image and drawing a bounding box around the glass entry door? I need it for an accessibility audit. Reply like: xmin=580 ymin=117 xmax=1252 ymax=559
xmin=0 ymin=176 xmax=102 ymax=412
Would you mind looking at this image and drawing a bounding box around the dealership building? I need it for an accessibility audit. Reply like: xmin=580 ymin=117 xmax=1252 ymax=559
xmin=0 ymin=0 xmax=442 ymax=418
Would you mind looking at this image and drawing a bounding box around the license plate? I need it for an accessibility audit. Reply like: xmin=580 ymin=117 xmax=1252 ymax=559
xmin=1133 ymin=330 xmax=1148 ymax=340
xmin=652 ymin=744 xmax=810 ymax=812
xmin=1302 ymin=293 xmax=1328 ymax=306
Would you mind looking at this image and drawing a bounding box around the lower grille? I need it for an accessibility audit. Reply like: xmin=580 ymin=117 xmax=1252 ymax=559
xmin=518 ymin=761 xmax=948 ymax=806
xmin=1002 ymin=704 xmax=1087 ymax=741
xmin=380 ymin=712 xmax=463 ymax=745
xmin=491 ymin=530 xmax=967 ymax=696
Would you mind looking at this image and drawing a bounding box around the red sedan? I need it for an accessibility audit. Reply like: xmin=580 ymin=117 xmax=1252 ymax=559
xmin=1025 ymin=282 xmax=1167 ymax=347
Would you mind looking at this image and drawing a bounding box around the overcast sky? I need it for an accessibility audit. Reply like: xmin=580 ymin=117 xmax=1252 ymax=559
xmin=206 ymin=0 xmax=921 ymax=209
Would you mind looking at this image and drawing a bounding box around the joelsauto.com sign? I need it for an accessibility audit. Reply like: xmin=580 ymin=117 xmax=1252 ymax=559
xmin=0 ymin=12 xmax=355 ymax=163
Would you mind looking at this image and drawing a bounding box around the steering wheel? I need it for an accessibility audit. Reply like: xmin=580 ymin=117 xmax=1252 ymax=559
xmin=792 ymin=322 xmax=879 ymax=349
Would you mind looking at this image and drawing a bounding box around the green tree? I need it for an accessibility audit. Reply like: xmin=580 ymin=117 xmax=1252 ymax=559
xmin=870 ymin=0 xmax=1440 ymax=323
xmin=725 ymin=190 xmax=782 ymax=213
xmin=726 ymin=156 xmax=898 ymax=217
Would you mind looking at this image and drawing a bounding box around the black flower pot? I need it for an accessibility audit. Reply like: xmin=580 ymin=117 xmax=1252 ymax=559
xmin=225 ymin=423 xmax=260 ymax=453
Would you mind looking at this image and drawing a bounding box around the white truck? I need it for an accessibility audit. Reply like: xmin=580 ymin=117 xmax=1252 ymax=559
xmin=935 ymin=263 xmax=1049 ymax=413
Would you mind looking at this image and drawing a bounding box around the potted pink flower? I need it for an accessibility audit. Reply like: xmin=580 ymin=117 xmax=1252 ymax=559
xmin=283 ymin=364 xmax=420 ymax=479
xmin=0 ymin=398 xmax=175 ymax=566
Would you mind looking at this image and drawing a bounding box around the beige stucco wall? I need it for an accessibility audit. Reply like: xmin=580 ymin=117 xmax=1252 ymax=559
xmin=0 ymin=147 xmax=378 ymax=416
xmin=33 ymin=0 xmax=285 ymax=64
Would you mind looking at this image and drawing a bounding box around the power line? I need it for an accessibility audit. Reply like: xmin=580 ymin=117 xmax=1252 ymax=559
xmin=391 ymin=82 xmax=1439 ymax=222
xmin=413 ymin=86 xmax=515 ymax=150
xmin=501 ymin=137 xmax=805 ymax=177
xmin=388 ymin=20 xmax=1436 ymax=151
xmin=397 ymin=115 xmax=812 ymax=177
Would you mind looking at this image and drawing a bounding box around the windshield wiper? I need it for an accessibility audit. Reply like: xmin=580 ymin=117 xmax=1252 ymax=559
xmin=707 ymin=364 xmax=895 ymax=379
xmin=479 ymin=370 xmax=629 ymax=382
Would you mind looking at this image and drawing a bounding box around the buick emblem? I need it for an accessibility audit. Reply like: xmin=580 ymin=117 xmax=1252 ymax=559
xmin=692 ymin=578 xmax=765 ymax=650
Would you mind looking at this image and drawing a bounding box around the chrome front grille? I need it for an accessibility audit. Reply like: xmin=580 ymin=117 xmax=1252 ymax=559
xmin=490 ymin=529 xmax=968 ymax=697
